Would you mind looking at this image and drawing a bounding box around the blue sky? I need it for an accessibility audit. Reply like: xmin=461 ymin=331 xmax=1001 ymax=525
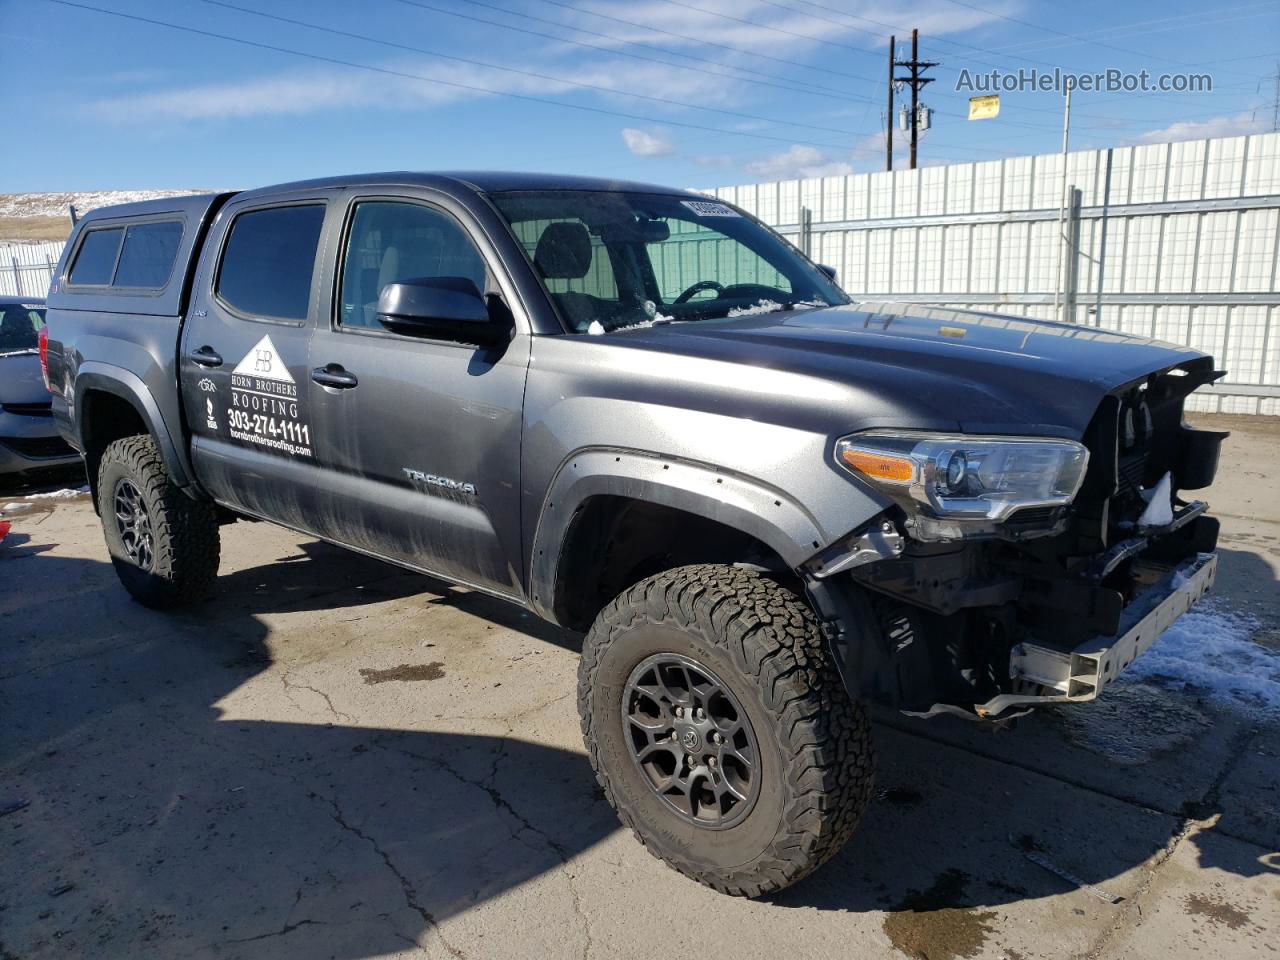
xmin=4 ymin=0 xmax=1278 ymax=192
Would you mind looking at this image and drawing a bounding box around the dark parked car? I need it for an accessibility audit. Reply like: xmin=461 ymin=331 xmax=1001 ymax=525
xmin=43 ymin=173 xmax=1224 ymax=896
xmin=0 ymin=296 xmax=81 ymax=480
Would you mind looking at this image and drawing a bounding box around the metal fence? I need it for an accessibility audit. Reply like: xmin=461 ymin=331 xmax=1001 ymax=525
xmin=0 ymin=241 xmax=66 ymax=299
xmin=708 ymin=132 xmax=1280 ymax=416
xmin=7 ymin=133 xmax=1278 ymax=413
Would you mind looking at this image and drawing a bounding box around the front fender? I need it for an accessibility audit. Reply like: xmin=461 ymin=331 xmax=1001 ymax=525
xmin=74 ymin=363 xmax=194 ymax=489
xmin=528 ymin=447 xmax=833 ymax=623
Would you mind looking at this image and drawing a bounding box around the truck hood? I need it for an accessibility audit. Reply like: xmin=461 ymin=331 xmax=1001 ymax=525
xmin=606 ymin=302 xmax=1212 ymax=438
xmin=0 ymin=353 xmax=49 ymax=405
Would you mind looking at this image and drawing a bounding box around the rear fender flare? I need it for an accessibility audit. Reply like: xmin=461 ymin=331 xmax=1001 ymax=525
xmin=74 ymin=363 xmax=193 ymax=489
xmin=528 ymin=447 xmax=826 ymax=623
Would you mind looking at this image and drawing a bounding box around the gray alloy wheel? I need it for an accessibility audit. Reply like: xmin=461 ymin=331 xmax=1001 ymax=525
xmin=97 ymin=435 xmax=220 ymax=608
xmin=112 ymin=478 xmax=156 ymax=571
xmin=579 ymin=563 xmax=875 ymax=897
xmin=622 ymin=652 xmax=762 ymax=830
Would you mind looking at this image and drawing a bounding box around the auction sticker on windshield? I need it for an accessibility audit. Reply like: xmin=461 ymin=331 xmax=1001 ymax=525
xmin=223 ymin=334 xmax=313 ymax=458
xmin=680 ymin=200 xmax=741 ymax=218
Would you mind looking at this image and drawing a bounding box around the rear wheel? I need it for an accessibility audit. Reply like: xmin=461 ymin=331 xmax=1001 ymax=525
xmin=578 ymin=564 xmax=874 ymax=896
xmin=98 ymin=435 xmax=219 ymax=608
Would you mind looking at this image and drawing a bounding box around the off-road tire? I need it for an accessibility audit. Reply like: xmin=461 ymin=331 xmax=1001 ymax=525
xmin=578 ymin=563 xmax=874 ymax=896
xmin=98 ymin=435 xmax=219 ymax=608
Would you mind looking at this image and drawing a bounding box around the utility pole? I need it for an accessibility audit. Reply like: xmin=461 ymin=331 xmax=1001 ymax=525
xmin=1053 ymin=85 xmax=1073 ymax=324
xmin=893 ymin=29 xmax=938 ymax=170
xmin=1251 ymin=63 xmax=1278 ymax=132
xmin=1273 ymin=62 xmax=1279 ymax=131
xmin=886 ymin=35 xmax=895 ymax=172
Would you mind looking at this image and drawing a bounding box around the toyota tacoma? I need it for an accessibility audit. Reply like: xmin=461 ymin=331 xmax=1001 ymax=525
xmin=42 ymin=172 xmax=1225 ymax=896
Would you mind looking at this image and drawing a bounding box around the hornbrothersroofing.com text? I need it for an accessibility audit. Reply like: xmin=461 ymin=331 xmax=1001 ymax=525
xmin=956 ymin=68 xmax=1212 ymax=94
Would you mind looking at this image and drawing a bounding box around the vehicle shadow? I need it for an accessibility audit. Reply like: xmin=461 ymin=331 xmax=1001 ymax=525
xmin=2 ymin=533 xmax=1274 ymax=958
xmin=2 ymin=539 xmax=615 ymax=959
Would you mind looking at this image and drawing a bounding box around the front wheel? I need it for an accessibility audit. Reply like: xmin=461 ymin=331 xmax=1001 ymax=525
xmin=578 ymin=564 xmax=874 ymax=896
xmin=98 ymin=435 xmax=220 ymax=608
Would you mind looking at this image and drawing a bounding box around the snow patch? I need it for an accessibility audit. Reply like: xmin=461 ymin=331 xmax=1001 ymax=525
xmin=727 ymin=299 xmax=783 ymax=318
xmin=611 ymin=316 xmax=677 ymax=333
xmin=1128 ymin=601 xmax=1280 ymax=712
xmin=19 ymin=486 xmax=89 ymax=500
xmin=1137 ymin=472 xmax=1174 ymax=528
xmin=586 ymin=316 xmax=678 ymax=335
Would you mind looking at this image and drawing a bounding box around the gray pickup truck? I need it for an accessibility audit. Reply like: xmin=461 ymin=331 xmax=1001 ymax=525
xmin=44 ymin=172 xmax=1225 ymax=896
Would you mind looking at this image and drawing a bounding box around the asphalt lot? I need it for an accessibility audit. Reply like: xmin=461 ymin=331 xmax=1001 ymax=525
xmin=2 ymin=413 xmax=1277 ymax=960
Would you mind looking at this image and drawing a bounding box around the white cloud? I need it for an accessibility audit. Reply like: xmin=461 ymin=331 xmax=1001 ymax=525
xmin=88 ymin=62 xmax=538 ymax=121
xmin=621 ymin=127 xmax=674 ymax=156
xmin=744 ymin=145 xmax=853 ymax=179
xmin=88 ymin=51 xmax=744 ymax=124
xmin=1139 ymin=112 xmax=1268 ymax=144
xmin=573 ymin=0 xmax=1001 ymax=56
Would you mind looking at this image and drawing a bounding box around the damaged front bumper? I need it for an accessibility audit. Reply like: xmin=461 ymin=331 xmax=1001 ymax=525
xmin=970 ymin=551 xmax=1217 ymax=718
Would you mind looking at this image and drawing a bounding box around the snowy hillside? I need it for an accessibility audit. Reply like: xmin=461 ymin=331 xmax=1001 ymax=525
xmin=0 ymin=189 xmax=214 ymax=220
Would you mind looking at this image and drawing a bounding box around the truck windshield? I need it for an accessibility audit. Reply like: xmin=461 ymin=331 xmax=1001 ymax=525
xmin=0 ymin=303 xmax=46 ymax=354
xmin=490 ymin=190 xmax=849 ymax=333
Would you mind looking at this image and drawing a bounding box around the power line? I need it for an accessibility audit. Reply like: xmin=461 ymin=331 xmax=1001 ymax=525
xmin=533 ymin=0 xmax=1079 ymax=134
xmin=517 ymin=0 xmax=882 ymax=85
xmin=641 ymin=0 xmax=891 ymax=59
xmin=755 ymin=0 xmax=1264 ymax=115
xmin=748 ymin=0 xmax=1100 ymax=74
xmin=42 ymin=0 xmax=873 ymax=152
xmin=527 ymin=1 xmax=1275 ymax=138
xmin=527 ymin=0 xmax=1254 ymax=133
xmin=935 ymin=0 xmax=1256 ymax=73
xmin=745 ymin=0 xmax=1265 ymax=116
xmin=185 ymin=0 xmax=873 ymax=138
xmin=43 ymin=0 xmax=1265 ymax=174
xmin=406 ymin=0 xmax=870 ymax=102
xmin=994 ymin=2 xmax=1276 ymax=55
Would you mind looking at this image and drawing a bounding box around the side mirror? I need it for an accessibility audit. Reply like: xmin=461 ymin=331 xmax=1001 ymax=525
xmin=376 ymin=277 xmax=506 ymax=346
xmin=817 ymin=264 xmax=838 ymax=282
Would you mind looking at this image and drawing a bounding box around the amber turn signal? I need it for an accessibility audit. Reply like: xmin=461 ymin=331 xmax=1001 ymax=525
xmin=840 ymin=448 xmax=914 ymax=483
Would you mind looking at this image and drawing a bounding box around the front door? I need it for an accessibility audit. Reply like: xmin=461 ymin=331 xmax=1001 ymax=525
xmin=180 ymin=195 xmax=331 ymax=532
xmin=304 ymin=192 xmax=530 ymax=597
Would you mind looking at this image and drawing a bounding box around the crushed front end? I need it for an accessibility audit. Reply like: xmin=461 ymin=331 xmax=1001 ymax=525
xmin=806 ymin=357 xmax=1227 ymax=720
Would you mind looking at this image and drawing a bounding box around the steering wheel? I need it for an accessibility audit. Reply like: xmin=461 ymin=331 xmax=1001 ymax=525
xmin=673 ymin=280 xmax=725 ymax=304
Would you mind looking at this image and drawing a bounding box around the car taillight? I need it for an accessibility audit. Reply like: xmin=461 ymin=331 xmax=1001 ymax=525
xmin=38 ymin=325 xmax=52 ymax=392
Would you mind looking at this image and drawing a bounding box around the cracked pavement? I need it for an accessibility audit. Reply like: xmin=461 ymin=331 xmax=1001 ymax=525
xmin=1 ymin=413 xmax=1277 ymax=959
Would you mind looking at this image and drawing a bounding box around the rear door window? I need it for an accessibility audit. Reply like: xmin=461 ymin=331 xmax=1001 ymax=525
xmin=114 ymin=221 xmax=183 ymax=288
xmin=216 ymin=204 xmax=325 ymax=321
xmin=68 ymin=227 xmax=123 ymax=286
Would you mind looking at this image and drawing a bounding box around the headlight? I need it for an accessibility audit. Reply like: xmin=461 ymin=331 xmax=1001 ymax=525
xmin=836 ymin=431 xmax=1089 ymax=539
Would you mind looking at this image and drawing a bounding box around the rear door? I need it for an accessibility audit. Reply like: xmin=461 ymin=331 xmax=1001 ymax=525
xmin=303 ymin=189 xmax=531 ymax=597
xmin=180 ymin=192 xmax=334 ymax=530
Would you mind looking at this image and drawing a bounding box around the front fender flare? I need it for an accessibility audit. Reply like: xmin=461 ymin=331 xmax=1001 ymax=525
xmin=527 ymin=447 xmax=828 ymax=623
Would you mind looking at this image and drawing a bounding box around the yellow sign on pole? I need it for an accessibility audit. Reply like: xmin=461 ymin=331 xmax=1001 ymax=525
xmin=968 ymin=95 xmax=1000 ymax=120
